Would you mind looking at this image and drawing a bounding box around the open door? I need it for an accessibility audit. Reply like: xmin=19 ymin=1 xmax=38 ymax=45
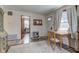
xmin=21 ymin=15 xmax=30 ymax=40
xmin=21 ymin=15 xmax=25 ymax=39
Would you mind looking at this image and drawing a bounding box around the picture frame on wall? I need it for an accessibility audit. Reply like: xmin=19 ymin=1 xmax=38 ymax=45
xmin=33 ymin=19 xmax=42 ymax=25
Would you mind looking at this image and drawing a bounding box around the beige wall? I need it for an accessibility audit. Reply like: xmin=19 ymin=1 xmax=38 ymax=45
xmin=3 ymin=9 xmax=47 ymax=39
xmin=45 ymin=13 xmax=55 ymax=31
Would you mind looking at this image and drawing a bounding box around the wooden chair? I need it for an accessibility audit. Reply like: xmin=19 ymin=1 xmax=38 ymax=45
xmin=54 ymin=31 xmax=71 ymax=48
xmin=48 ymin=31 xmax=60 ymax=49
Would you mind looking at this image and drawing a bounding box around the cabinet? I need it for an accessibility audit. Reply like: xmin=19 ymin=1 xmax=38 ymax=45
xmin=0 ymin=8 xmax=8 ymax=53
xmin=0 ymin=31 xmax=8 ymax=52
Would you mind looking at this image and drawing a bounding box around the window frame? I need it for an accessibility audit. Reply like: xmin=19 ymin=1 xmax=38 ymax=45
xmin=58 ymin=10 xmax=69 ymax=31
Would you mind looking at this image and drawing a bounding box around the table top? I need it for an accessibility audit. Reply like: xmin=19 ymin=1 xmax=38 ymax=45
xmin=48 ymin=31 xmax=71 ymax=35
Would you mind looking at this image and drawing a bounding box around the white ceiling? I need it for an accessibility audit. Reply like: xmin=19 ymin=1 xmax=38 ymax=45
xmin=4 ymin=5 xmax=63 ymax=14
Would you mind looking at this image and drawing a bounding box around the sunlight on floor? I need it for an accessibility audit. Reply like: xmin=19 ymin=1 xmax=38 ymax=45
xmin=23 ymin=34 xmax=30 ymax=44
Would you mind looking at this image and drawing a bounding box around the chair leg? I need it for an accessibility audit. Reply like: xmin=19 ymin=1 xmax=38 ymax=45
xmin=48 ymin=38 xmax=50 ymax=45
xmin=53 ymin=39 xmax=56 ymax=49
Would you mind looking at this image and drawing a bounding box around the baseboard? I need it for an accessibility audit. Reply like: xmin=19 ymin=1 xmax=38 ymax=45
xmin=31 ymin=36 xmax=48 ymax=42
xmin=8 ymin=34 xmax=18 ymax=40
xmin=31 ymin=36 xmax=47 ymax=39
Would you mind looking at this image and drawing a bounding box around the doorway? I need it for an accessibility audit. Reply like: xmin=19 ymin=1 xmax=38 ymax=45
xmin=21 ymin=15 xmax=30 ymax=44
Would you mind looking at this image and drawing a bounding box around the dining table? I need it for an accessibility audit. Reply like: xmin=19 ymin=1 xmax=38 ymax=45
xmin=48 ymin=31 xmax=71 ymax=48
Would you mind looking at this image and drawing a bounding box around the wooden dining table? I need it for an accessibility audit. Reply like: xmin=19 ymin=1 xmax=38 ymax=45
xmin=48 ymin=31 xmax=71 ymax=48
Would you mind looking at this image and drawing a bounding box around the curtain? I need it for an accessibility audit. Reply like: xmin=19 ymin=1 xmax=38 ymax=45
xmin=67 ymin=6 xmax=77 ymax=39
xmin=53 ymin=12 xmax=57 ymax=31
xmin=67 ymin=8 xmax=72 ymax=37
xmin=55 ymin=10 xmax=62 ymax=31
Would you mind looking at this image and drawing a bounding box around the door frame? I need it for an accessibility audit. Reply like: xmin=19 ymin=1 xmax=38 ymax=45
xmin=21 ymin=15 xmax=31 ymax=39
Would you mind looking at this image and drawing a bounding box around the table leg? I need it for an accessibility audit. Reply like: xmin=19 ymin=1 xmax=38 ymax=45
xmin=68 ymin=34 xmax=71 ymax=47
xmin=53 ymin=33 xmax=56 ymax=49
xmin=60 ymin=35 xmax=63 ymax=48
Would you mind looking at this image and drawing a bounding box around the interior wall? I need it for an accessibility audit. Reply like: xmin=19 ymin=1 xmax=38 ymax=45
xmin=45 ymin=13 xmax=55 ymax=31
xmin=3 ymin=9 xmax=47 ymax=40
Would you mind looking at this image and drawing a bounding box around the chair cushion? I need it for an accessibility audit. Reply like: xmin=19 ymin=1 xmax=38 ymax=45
xmin=50 ymin=38 xmax=59 ymax=42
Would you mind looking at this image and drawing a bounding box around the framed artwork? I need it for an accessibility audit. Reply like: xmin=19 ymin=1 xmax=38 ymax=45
xmin=33 ymin=19 xmax=42 ymax=25
xmin=8 ymin=11 xmax=13 ymax=16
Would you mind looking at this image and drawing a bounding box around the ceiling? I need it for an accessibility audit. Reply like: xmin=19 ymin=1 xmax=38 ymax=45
xmin=4 ymin=5 xmax=63 ymax=15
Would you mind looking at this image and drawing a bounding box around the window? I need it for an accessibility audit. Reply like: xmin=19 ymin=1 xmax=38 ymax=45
xmin=58 ymin=10 xmax=69 ymax=31
xmin=24 ymin=19 xmax=29 ymax=28
xmin=47 ymin=17 xmax=52 ymax=21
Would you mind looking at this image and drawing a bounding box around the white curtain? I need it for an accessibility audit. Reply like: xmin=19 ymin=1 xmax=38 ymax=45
xmin=67 ymin=6 xmax=77 ymax=39
xmin=67 ymin=8 xmax=72 ymax=37
xmin=55 ymin=10 xmax=62 ymax=31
